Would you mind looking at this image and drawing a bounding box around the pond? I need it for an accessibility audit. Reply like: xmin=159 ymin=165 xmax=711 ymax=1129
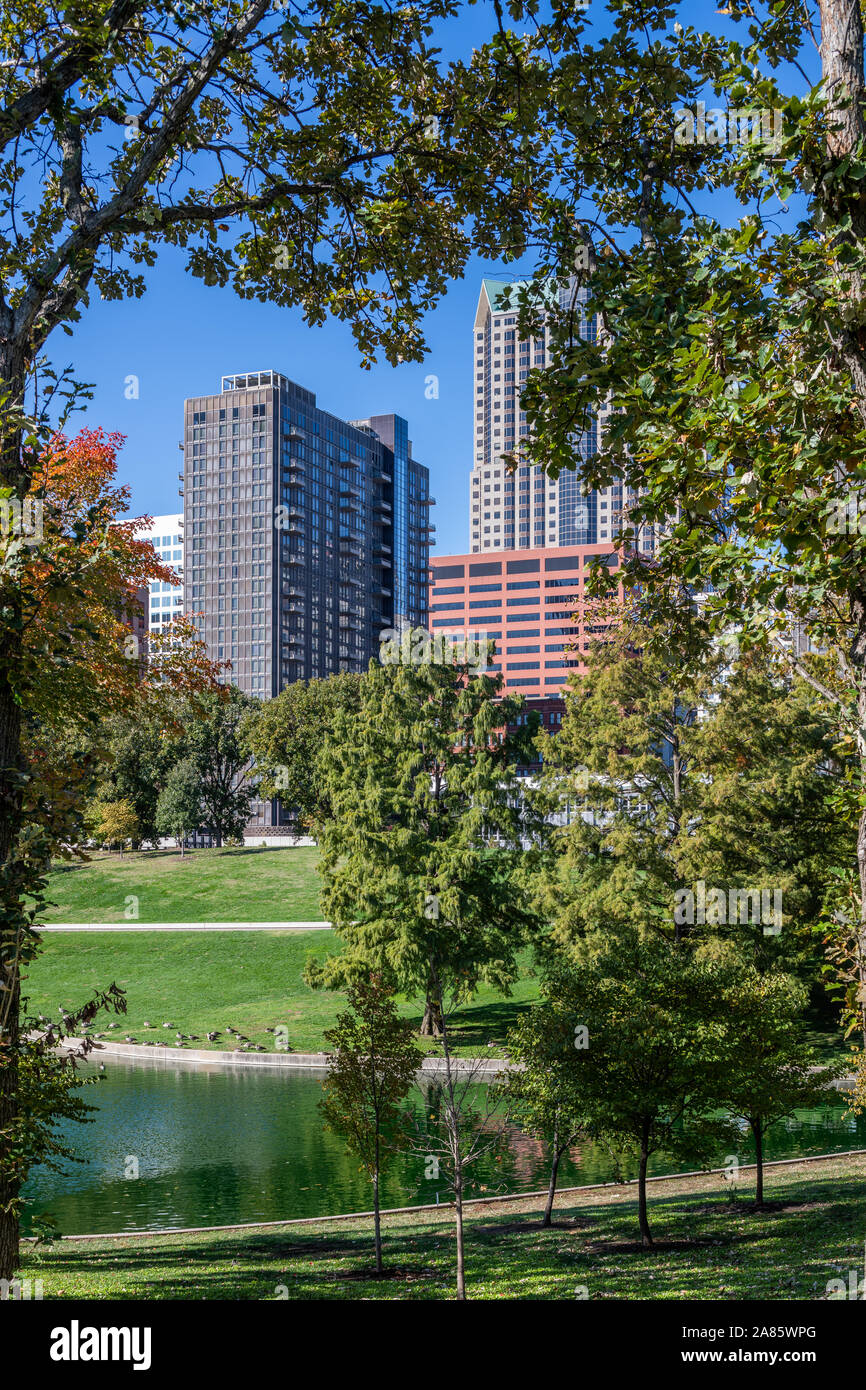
xmin=21 ymin=1060 xmax=866 ymax=1236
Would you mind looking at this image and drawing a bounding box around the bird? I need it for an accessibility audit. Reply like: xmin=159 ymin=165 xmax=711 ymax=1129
xmin=188 ymin=1035 xmax=200 ymax=1042
xmin=206 ymin=1031 xmax=220 ymax=1042
xmin=98 ymin=1063 xmax=106 ymax=1073
xmin=265 ymin=1027 xmax=275 ymax=1034
xmin=162 ymin=1022 xmax=173 ymax=1029
xmin=142 ymin=1021 xmax=151 ymax=1029
xmin=238 ymin=1035 xmax=250 ymax=1043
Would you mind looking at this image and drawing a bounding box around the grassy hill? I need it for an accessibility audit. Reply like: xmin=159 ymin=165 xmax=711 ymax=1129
xmin=24 ymin=930 xmax=540 ymax=1056
xmin=39 ymin=846 xmax=323 ymax=923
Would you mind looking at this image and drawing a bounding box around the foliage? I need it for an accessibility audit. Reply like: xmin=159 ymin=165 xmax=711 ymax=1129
xmin=242 ymin=672 xmax=363 ymax=830
xmin=94 ymin=798 xmax=139 ymax=855
xmin=155 ymin=760 xmax=203 ymax=853
xmin=320 ymin=973 xmax=419 ymax=1272
xmin=308 ymin=652 xmax=545 ymax=1033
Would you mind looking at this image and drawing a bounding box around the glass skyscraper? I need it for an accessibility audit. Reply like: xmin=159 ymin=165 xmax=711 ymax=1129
xmin=183 ymin=371 xmax=430 ymax=700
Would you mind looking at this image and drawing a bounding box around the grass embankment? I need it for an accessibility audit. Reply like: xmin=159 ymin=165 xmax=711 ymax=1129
xmin=40 ymin=847 xmax=323 ymax=923
xmin=23 ymin=1154 xmax=866 ymax=1300
xmin=25 ymin=930 xmax=540 ymax=1056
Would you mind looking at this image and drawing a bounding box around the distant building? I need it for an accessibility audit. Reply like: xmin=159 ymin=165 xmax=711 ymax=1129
xmin=132 ymin=512 xmax=184 ymax=634
xmin=182 ymin=369 xmax=431 ymax=830
xmin=470 ymin=277 xmax=657 ymax=557
xmin=430 ymin=543 xmax=619 ymax=700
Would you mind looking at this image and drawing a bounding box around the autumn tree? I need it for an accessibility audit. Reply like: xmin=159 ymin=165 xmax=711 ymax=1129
xmin=96 ymin=798 xmax=140 ymax=856
xmin=0 ymin=0 xmax=545 ymax=1280
xmin=1 ymin=427 xmax=222 ymax=1279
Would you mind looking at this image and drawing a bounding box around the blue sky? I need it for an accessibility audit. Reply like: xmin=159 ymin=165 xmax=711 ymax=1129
xmin=54 ymin=238 xmax=490 ymax=557
xmin=49 ymin=1 xmax=814 ymax=560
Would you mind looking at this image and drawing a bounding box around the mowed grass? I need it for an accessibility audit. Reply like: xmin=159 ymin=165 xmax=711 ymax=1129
xmin=22 ymin=1154 xmax=866 ymax=1300
xmin=39 ymin=847 xmax=324 ymax=923
xmin=24 ymin=931 xmax=540 ymax=1056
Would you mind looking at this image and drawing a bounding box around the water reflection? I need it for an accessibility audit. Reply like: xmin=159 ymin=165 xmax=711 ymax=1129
xmin=21 ymin=1060 xmax=866 ymax=1236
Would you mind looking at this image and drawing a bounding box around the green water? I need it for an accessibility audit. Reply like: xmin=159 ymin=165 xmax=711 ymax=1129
xmin=21 ymin=1060 xmax=866 ymax=1236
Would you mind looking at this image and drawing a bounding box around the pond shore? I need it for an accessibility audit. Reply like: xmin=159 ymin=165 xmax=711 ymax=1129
xmin=21 ymin=1153 xmax=866 ymax=1300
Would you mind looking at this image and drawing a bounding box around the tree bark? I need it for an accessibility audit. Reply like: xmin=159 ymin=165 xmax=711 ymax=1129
xmin=542 ymin=1122 xmax=561 ymax=1228
xmin=454 ymin=1167 xmax=466 ymax=1301
xmin=420 ymin=992 xmax=443 ymax=1037
xmin=638 ymin=1122 xmax=654 ymax=1249
xmin=818 ymin=3 xmax=866 ymax=1058
xmin=751 ymin=1117 xmax=765 ymax=1208
xmin=373 ymin=1167 xmax=382 ymax=1275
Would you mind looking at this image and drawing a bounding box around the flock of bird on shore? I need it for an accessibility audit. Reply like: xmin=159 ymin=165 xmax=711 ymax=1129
xmin=41 ymin=1010 xmax=287 ymax=1053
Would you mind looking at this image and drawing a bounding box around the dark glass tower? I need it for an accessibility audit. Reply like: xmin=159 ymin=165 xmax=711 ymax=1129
xmin=183 ymin=371 xmax=430 ymax=701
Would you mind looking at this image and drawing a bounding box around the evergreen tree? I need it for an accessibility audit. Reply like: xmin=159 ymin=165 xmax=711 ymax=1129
xmin=309 ymin=650 xmax=544 ymax=1035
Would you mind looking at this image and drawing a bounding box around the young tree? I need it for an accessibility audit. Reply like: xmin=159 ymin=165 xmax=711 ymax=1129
xmin=95 ymin=798 xmax=139 ymax=857
xmin=406 ymin=987 xmax=506 ymax=1301
xmin=308 ymin=649 xmax=544 ymax=1034
xmin=242 ymin=672 xmax=363 ymax=831
xmin=155 ymin=759 xmax=202 ymax=856
xmin=319 ymin=974 xmax=419 ymax=1275
xmin=721 ymin=967 xmax=844 ymax=1207
xmin=185 ymin=687 xmax=257 ymax=847
xmin=501 ymin=1001 xmax=589 ymax=1229
xmin=545 ymin=934 xmax=740 ymax=1249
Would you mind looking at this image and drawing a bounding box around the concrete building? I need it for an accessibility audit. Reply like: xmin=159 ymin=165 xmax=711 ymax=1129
xmin=429 ymin=543 xmax=620 ymax=700
xmin=182 ymin=369 xmax=431 ymax=828
xmin=132 ymin=512 xmax=184 ymax=633
xmin=470 ymin=277 xmax=656 ymax=556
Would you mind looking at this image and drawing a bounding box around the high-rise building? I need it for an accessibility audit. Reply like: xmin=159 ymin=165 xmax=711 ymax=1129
xmin=470 ymin=278 xmax=655 ymax=555
xmin=182 ymin=370 xmax=431 ymax=705
xmin=132 ymin=512 xmax=184 ymax=633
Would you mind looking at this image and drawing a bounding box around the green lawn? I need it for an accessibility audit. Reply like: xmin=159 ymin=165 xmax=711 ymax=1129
xmin=39 ymin=847 xmax=323 ymax=923
xmin=24 ymin=930 xmax=540 ymax=1056
xmin=22 ymin=1154 xmax=866 ymax=1300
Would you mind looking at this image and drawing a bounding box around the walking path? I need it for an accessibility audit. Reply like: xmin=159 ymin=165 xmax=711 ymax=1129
xmin=57 ymin=1035 xmax=509 ymax=1074
xmin=22 ymin=1147 xmax=866 ymax=1243
xmin=40 ymin=921 xmax=332 ymax=931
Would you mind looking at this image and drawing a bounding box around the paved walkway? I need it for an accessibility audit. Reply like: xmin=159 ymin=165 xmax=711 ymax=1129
xmin=40 ymin=921 xmax=332 ymax=932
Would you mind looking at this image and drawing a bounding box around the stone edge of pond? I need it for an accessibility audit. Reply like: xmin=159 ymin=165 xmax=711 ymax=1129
xmin=21 ymin=1148 xmax=866 ymax=1243
xmin=55 ymin=1036 xmax=512 ymax=1074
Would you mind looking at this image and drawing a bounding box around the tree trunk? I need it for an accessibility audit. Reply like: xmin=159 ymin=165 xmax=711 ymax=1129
xmin=638 ymin=1123 xmax=653 ymax=1249
xmin=420 ymin=993 xmax=443 ymax=1037
xmin=0 ymin=354 xmax=27 ymax=1281
xmin=373 ymin=1168 xmax=382 ymax=1275
xmin=751 ymin=1117 xmax=765 ymax=1208
xmin=542 ymin=1123 xmax=561 ymax=1228
xmin=454 ymin=1166 xmax=466 ymax=1301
